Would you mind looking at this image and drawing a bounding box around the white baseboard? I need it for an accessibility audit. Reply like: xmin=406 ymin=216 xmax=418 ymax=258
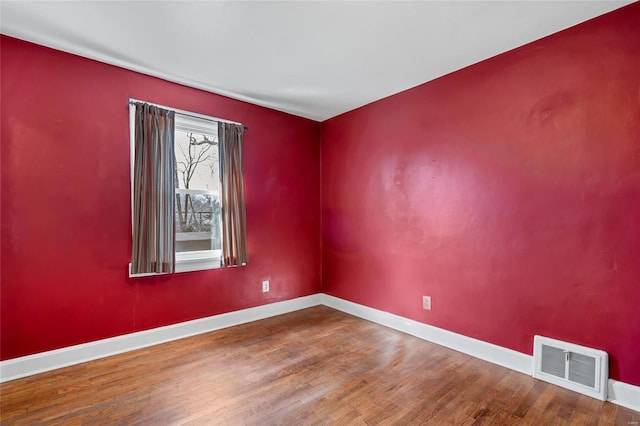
xmin=320 ymin=294 xmax=533 ymax=375
xmin=2 ymin=292 xmax=638 ymax=413
xmin=0 ymin=294 xmax=322 ymax=383
xmin=608 ymin=379 xmax=640 ymax=412
xmin=320 ymin=294 xmax=639 ymax=413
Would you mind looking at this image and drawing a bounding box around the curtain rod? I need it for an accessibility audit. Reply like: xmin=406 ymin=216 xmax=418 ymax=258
xmin=128 ymin=98 xmax=248 ymax=131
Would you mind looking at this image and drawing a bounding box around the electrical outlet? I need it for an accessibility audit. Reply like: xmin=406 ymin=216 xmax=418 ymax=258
xmin=422 ymin=295 xmax=432 ymax=310
xmin=262 ymin=280 xmax=270 ymax=293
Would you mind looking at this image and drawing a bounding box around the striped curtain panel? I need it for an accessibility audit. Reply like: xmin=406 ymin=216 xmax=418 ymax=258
xmin=219 ymin=122 xmax=249 ymax=266
xmin=131 ymin=103 xmax=176 ymax=274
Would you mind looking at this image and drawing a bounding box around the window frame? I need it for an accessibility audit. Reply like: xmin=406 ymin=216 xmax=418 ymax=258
xmin=129 ymin=102 xmax=222 ymax=277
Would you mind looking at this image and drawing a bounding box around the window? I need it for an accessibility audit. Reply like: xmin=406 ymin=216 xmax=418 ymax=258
xmin=173 ymin=114 xmax=222 ymax=271
xmin=129 ymin=104 xmax=223 ymax=275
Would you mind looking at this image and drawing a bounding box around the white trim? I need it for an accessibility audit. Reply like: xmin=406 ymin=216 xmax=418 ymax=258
xmin=320 ymin=294 xmax=639 ymax=412
xmin=174 ymin=252 xmax=221 ymax=273
xmin=0 ymin=294 xmax=321 ymax=383
xmin=176 ymin=250 xmax=222 ymax=264
xmin=128 ymin=255 xmax=222 ymax=277
xmin=175 ymin=113 xmax=218 ymax=135
xmin=129 ymin=104 xmax=136 ymax=227
xmin=175 ymin=188 xmax=218 ymax=196
xmin=320 ymin=294 xmax=533 ymax=375
xmin=608 ymin=379 xmax=640 ymax=412
xmin=2 ymin=293 xmax=638 ymax=413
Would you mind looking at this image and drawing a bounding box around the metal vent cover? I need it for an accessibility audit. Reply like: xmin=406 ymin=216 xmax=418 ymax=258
xmin=534 ymin=335 xmax=608 ymax=401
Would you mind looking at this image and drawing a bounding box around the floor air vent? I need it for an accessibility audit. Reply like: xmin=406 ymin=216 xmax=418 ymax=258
xmin=533 ymin=335 xmax=608 ymax=401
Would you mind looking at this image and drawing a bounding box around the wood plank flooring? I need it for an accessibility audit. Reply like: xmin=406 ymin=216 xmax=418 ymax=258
xmin=1 ymin=306 xmax=637 ymax=425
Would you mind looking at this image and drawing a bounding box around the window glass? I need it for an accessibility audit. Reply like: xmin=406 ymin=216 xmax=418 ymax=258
xmin=174 ymin=127 xmax=221 ymax=254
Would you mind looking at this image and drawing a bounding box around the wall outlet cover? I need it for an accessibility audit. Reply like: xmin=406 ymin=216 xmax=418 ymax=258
xmin=423 ymin=295 xmax=431 ymax=310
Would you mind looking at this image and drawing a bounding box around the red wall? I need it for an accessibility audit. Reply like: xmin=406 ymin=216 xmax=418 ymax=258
xmin=322 ymin=3 xmax=640 ymax=385
xmin=2 ymin=3 xmax=640 ymax=388
xmin=1 ymin=36 xmax=321 ymax=360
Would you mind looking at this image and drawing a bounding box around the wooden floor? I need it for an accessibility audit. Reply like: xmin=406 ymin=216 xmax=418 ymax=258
xmin=1 ymin=306 xmax=638 ymax=425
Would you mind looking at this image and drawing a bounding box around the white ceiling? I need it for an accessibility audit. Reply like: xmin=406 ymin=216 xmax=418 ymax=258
xmin=1 ymin=1 xmax=632 ymax=121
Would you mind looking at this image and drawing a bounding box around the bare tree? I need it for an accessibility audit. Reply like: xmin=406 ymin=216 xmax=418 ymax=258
xmin=175 ymin=133 xmax=218 ymax=231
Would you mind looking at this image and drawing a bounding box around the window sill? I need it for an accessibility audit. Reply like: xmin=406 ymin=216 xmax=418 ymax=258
xmin=129 ymin=251 xmax=221 ymax=277
xmin=176 ymin=253 xmax=221 ymax=273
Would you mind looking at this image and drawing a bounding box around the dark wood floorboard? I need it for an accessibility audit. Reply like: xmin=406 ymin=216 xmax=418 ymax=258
xmin=0 ymin=306 xmax=637 ymax=425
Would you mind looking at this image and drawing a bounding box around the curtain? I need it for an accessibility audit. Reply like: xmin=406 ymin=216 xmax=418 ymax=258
xmin=131 ymin=103 xmax=176 ymax=274
xmin=219 ymin=122 xmax=249 ymax=266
